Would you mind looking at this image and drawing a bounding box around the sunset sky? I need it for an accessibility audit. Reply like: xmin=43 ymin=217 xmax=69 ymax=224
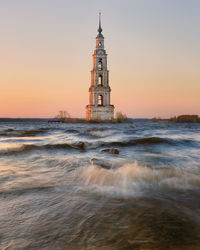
xmin=1 ymin=0 xmax=200 ymax=118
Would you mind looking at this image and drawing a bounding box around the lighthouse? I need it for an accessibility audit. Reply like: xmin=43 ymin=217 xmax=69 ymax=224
xmin=86 ymin=13 xmax=114 ymax=121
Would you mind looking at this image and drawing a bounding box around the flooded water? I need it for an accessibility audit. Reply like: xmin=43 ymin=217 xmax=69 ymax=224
xmin=0 ymin=118 xmax=200 ymax=249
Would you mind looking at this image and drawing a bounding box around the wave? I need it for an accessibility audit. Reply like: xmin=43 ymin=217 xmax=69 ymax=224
xmin=81 ymin=130 xmax=116 ymax=138
xmin=1 ymin=141 xmax=86 ymax=155
xmin=20 ymin=128 xmax=51 ymax=136
xmin=0 ymin=129 xmax=18 ymax=137
xmin=86 ymin=127 xmax=107 ymax=132
xmin=96 ymin=137 xmax=197 ymax=148
xmin=0 ymin=128 xmax=54 ymax=137
xmin=79 ymin=127 xmax=116 ymax=138
xmin=65 ymin=129 xmax=79 ymax=133
xmin=98 ymin=137 xmax=171 ymax=147
xmin=0 ymin=185 xmax=55 ymax=196
xmin=82 ymin=161 xmax=200 ymax=197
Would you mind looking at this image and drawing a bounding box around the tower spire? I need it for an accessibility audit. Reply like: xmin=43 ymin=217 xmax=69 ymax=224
xmin=98 ymin=12 xmax=102 ymax=34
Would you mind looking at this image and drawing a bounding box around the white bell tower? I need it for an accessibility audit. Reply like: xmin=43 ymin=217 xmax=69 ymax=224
xmin=86 ymin=13 xmax=114 ymax=121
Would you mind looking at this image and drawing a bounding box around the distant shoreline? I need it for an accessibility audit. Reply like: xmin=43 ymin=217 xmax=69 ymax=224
xmin=152 ymin=115 xmax=200 ymax=123
xmin=0 ymin=115 xmax=200 ymax=123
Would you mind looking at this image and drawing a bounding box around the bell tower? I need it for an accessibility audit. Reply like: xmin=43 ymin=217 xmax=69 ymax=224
xmin=86 ymin=13 xmax=114 ymax=121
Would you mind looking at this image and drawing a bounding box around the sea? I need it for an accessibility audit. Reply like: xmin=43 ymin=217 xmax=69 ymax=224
xmin=0 ymin=118 xmax=200 ymax=249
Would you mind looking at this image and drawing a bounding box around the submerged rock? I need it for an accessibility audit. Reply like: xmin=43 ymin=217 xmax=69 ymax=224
xmin=101 ymin=148 xmax=120 ymax=154
xmin=90 ymin=158 xmax=112 ymax=169
xmin=72 ymin=141 xmax=86 ymax=150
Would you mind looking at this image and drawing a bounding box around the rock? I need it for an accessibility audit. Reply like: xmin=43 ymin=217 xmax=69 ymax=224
xmin=72 ymin=141 xmax=86 ymax=150
xmin=90 ymin=158 xmax=112 ymax=169
xmin=101 ymin=148 xmax=120 ymax=154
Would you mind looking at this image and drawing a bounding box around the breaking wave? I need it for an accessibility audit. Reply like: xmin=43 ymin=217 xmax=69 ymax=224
xmin=82 ymin=161 xmax=200 ymax=197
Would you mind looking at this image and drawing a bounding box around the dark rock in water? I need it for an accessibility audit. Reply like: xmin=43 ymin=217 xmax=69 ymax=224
xmin=101 ymin=148 xmax=120 ymax=154
xmin=72 ymin=141 xmax=86 ymax=150
xmin=90 ymin=158 xmax=112 ymax=169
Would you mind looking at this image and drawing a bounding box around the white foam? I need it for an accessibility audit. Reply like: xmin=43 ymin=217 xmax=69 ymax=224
xmin=81 ymin=161 xmax=200 ymax=197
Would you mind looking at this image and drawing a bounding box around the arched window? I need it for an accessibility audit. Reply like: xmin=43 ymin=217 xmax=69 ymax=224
xmin=98 ymin=95 xmax=103 ymax=106
xmin=98 ymin=75 xmax=103 ymax=86
xmin=98 ymin=59 xmax=103 ymax=70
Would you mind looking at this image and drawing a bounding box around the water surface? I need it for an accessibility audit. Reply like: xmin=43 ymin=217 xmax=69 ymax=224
xmin=0 ymin=119 xmax=200 ymax=249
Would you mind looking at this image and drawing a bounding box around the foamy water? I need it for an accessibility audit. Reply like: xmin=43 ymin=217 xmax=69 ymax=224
xmin=0 ymin=119 xmax=200 ymax=249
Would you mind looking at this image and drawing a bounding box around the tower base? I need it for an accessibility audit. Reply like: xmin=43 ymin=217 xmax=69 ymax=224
xmin=86 ymin=105 xmax=114 ymax=121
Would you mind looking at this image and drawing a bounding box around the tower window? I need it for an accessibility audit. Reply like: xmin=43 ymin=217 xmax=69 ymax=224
xmin=98 ymin=75 xmax=103 ymax=85
xmin=98 ymin=59 xmax=103 ymax=70
xmin=98 ymin=95 xmax=103 ymax=106
xmin=99 ymin=42 xmax=102 ymax=47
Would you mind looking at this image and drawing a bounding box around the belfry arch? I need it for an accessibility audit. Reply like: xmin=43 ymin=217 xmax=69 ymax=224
xmin=98 ymin=75 xmax=103 ymax=85
xmin=98 ymin=59 xmax=103 ymax=70
xmin=98 ymin=95 xmax=103 ymax=106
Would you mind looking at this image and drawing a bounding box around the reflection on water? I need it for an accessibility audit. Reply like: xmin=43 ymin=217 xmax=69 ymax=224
xmin=0 ymin=119 xmax=200 ymax=249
